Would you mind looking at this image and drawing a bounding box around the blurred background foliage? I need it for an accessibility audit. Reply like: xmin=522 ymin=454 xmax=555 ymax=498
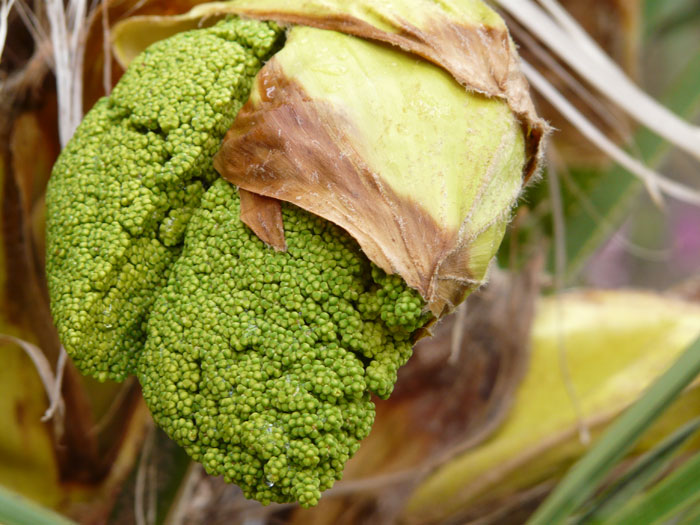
xmin=0 ymin=0 xmax=699 ymax=523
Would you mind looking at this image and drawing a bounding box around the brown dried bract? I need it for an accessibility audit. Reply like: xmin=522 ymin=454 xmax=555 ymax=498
xmin=238 ymin=188 xmax=286 ymax=252
xmin=228 ymin=1 xmax=547 ymax=181
xmin=214 ymin=63 xmax=464 ymax=316
xmin=214 ymin=0 xmax=546 ymax=316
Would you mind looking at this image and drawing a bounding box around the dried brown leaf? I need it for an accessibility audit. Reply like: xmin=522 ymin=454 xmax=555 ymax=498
xmin=221 ymin=0 xmax=547 ymax=179
xmin=238 ymin=189 xmax=286 ymax=251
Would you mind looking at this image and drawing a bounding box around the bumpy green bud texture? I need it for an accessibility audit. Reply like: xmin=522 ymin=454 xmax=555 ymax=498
xmin=141 ymin=178 xmax=427 ymax=505
xmin=46 ymin=18 xmax=283 ymax=381
xmin=46 ymin=18 xmax=429 ymax=506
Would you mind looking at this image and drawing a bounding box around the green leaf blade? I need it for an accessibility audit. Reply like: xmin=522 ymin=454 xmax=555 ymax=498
xmin=579 ymin=417 xmax=700 ymax=524
xmin=527 ymin=335 xmax=700 ymax=525
xmin=0 ymin=485 xmax=78 ymax=525
xmin=608 ymin=451 xmax=700 ymax=525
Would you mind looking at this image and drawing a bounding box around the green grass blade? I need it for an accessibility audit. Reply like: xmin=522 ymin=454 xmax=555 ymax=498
xmin=526 ymin=335 xmax=700 ymax=525
xmin=676 ymin=501 xmax=700 ymax=525
xmin=607 ymin=451 xmax=700 ymax=525
xmin=0 ymin=485 xmax=77 ymax=525
xmin=578 ymin=417 xmax=700 ymax=524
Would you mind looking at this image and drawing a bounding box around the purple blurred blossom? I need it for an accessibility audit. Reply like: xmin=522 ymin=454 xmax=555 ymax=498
xmin=673 ymin=204 xmax=700 ymax=273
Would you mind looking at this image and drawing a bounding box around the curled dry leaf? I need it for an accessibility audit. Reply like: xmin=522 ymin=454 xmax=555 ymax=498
xmin=238 ymin=189 xmax=286 ymax=251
